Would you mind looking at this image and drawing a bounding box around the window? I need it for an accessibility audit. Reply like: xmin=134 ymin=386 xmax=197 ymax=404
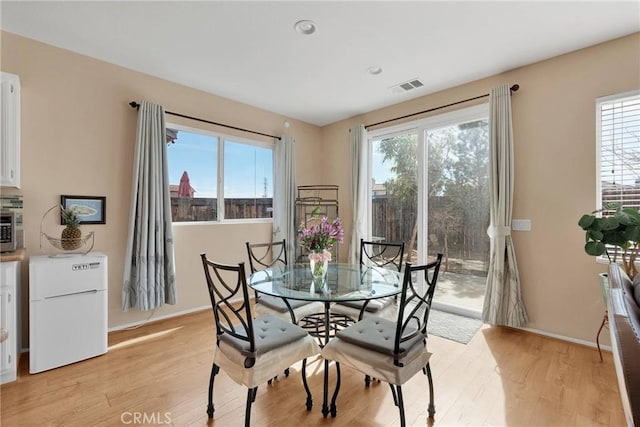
xmin=369 ymin=104 xmax=489 ymax=315
xmin=166 ymin=126 xmax=273 ymax=222
xmin=597 ymin=90 xmax=640 ymax=210
xmin=223 ymin=140 xmax=273 ymax=220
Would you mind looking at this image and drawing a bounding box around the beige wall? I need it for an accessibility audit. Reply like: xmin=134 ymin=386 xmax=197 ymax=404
xmin=0 ymin=31 xmax=323 ymax=348
xmin=323 ymin=33 xmax=640 ymax=343
xmin=2 ymin=30 xmax=639 ymax=349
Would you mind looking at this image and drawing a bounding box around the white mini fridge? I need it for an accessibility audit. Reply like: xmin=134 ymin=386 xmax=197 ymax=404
xmin=29 ymin=253 xmax=108 ymax=373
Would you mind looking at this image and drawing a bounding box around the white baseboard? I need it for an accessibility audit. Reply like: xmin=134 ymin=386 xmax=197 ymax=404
xmin=108 ymin=305 xmax=211 ymax=332
xmin=515 ymin=325 xmax=612 ymax=352
xmin=430 ymin=303 xmax=612 ymax=352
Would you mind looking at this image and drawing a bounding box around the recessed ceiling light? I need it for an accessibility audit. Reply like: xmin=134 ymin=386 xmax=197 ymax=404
xmin=294 ymin=20 xmax=317 ymax=35
xmin=367 ymin=66 xmax=383 ymax=75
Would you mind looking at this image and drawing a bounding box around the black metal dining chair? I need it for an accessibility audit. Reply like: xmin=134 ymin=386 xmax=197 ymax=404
xmin=246 ymin=239 xmax=324 ymax=324
xmin=200 ymin=253 xmax=320 ymax=426
xmin=331 ymin=239 xmax=405 ymax=321
xmin=321 ymin=254 xmax=443 ymax=427
xmin=330 ymin=239 xmax=406 ymax=387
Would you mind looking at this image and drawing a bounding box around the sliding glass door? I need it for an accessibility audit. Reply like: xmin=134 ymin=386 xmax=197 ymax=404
xmin=369 ymin=104 xmax=490 ymax=317
xmin=370 ymin=131 xmax=419 ymax=260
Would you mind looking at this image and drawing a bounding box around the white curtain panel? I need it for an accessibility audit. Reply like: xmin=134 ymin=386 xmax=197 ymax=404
xmin=122 ymin=100 xmax=177 ymax=311
xmin=482 ymin=85 xmax=528 ymax=326
xmin=272 ymin=135 xmax=297 ymax=259
xmin=349 ymin=124 xmax=368 ymax=264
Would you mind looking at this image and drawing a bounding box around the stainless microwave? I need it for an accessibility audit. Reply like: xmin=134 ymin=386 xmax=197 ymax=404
xmin=0 ymin=210 xmax=17 ymax=252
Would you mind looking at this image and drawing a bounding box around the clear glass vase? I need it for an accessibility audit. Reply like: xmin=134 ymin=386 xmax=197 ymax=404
xmin=309 ymin=250 xmax=329 ymax=279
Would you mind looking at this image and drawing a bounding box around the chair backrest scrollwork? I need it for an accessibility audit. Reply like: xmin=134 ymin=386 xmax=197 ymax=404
xmin=200 ymin=254 xmax=257 ymax=366
xmin=360 ymin=239 xmax=405 ymax=272
xmin=393 ymin=253 xmax=443 ymax=366
xmin=245 ymin=239 xmax=288 ymax=274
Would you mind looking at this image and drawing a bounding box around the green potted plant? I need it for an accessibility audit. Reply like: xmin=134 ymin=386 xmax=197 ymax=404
xmin=578 ymin=202 xmax=640 ymax=279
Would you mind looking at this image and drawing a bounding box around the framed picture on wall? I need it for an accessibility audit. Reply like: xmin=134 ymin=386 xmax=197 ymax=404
xmin=60 ymin=195 xmax=106 ymax=225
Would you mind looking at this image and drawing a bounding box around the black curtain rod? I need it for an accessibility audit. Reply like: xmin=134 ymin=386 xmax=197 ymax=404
xmin=128 ymin=101 xmax=281 ymax=140
xmin=365 ymin=84 xmax=520 ymax=130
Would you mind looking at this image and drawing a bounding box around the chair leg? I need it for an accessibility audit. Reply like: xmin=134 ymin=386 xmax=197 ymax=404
xmin=389 ymin=384 xmax=406 ymax=427
xmin=389 ymin=383 xmax=398 ymax=406
xmin=330 ymin=361 xmax=341 ymax=417
xmin=398 ymin=386 xmax=406 ymax=427
xmin=302 ymin=358 xmax=313 ymax=410
xmin=207 ymin=363 xmax=219 ymax=418
xmin=425 ymin=362 xmax=435 ymax=418
xmin=268 ymin=367 xmax=290 ymax=385
xmin=244 ymin=387 xmax=258 ymax=427
xmin=364 ymin=374 xmax=380 ymax=387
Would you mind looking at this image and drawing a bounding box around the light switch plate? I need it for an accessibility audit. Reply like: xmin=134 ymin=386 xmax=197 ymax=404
xmin=512 ymin=219 xmax=531 ymax=231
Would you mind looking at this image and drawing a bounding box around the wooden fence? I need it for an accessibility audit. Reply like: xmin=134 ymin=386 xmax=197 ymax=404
xmin=371 ymin=196 xmax=490 ymax=271
xmin=172 ymin=197 xmax=272 ymax=221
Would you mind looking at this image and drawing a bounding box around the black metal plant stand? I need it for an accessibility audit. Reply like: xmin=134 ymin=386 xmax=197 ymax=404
xmin=295 ymin=185 xmax=339 ymax=263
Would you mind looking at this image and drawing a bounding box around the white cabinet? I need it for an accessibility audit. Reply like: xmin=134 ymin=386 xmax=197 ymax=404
xmin=0 ymin=72 xmax=20 ymax=188
xmin=0 ymin=260 xmax=19 ymax=384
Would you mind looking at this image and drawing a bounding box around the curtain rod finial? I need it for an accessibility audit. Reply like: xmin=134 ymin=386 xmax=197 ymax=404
xmin=510 ymin=84 xmax=520 ymax=92
xmin=129 ymin=101 xmax=140 ymax=109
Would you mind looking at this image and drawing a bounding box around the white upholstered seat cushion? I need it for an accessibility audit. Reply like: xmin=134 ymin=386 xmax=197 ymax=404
xmin=215 ymin=315 xmax=321 ymax=388
xmin=335 ymin=296 xmax=394 ymax=313
xmin=257 ymin=295 xmax=315 ymax=313
xmin=330 ymin=298 xmax=398 ymax=321
xmin=255 ymin=299 xmax=325 ymax=323
xmin=321 ymin=335 xmax=430 ymax=386
xmin=219 ymin=314 xmax=310 ymax=355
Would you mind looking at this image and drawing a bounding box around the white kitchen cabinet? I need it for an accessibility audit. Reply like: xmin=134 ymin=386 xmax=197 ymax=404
xmin=0 ymin=260 xmax=19 ymax=384
xmin=0 ymin=72 xmax=20 ymax=188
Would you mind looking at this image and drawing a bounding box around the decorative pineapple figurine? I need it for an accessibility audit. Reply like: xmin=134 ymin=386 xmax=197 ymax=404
xmin=60 ymin=206 xmax=82 ymax=250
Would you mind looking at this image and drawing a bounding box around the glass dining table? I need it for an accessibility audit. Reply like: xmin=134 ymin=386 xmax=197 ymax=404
xmin=248 ymin=263 xmax=402 ymax=418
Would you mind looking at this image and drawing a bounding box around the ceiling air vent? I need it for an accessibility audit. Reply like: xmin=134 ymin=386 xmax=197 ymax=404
xmin=391 ymin=78 xmax=424 ymax=94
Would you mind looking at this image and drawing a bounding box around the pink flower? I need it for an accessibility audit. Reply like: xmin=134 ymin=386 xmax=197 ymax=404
xmin=298 ymin=215 xmax=344 ymax=252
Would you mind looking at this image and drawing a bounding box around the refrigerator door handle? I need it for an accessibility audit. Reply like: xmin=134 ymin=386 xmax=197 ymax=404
xmin=44 ymin=289 xmax=99 ymax=299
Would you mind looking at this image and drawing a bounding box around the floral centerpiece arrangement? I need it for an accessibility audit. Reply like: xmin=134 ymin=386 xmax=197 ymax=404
xmin=298 ymin=211 xmax=344 ymax=278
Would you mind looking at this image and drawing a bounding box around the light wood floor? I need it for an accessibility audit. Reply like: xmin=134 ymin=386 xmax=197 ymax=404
xmin=0 ymin=309 xmax=625 ymax=426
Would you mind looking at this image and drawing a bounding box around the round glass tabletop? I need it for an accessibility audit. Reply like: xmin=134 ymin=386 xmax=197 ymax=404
xmin=248 ymin=263 xmax=402 ymax=303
